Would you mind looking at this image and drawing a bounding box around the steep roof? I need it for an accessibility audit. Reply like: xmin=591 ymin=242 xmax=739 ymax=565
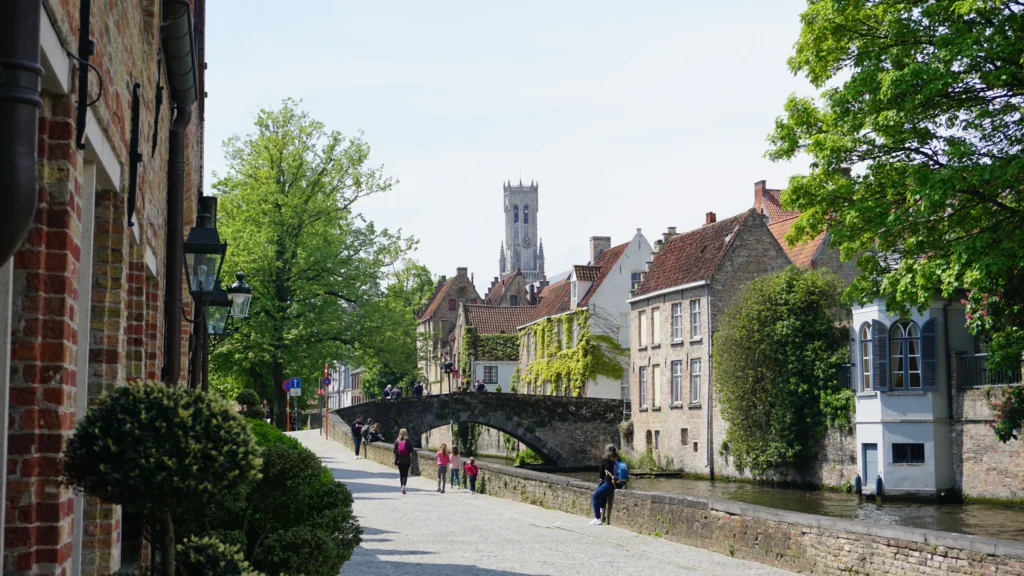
xmin=759 ymin=188 xmax=800 ymax=222
xmin=485 ymin=271 xmax=520 ymax=305
xmin=572 ymin=265 xmax=600 ymax=282
xmin=419 ymin=277 xmax=455 ymax=321
xmin=633 ymin=212 xmax=750 ymax=297
xmin=523 ymin=279 xmax=571 ymax=326
xmin=767 ymin=215 xmax=827 ymax=268
xmin=578 ymin=242 xmax=628 ymax=306
xmin=466 ymin=305 xmax=538 ymax=334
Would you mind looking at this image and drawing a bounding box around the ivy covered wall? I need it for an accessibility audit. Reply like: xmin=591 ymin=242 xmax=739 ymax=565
xmin=458 ymin=327 xmax=520 ymax=386
xmin=518 ymin=310 xmax=626 ymax=397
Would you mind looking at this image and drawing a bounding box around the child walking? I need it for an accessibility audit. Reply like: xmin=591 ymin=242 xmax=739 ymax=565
xmin=465 ymin=457 xmax=479 ymax=494
xmin=436 ymin=443 xmax=450 ymax=493
xmin=449 ymin=446 xmax=462 ymax=490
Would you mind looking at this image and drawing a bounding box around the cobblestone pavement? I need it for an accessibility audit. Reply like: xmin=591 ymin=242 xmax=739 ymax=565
xmin=295 ymin=431 xmax=794 ymax=576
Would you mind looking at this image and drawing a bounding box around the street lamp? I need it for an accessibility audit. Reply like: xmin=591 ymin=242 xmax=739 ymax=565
xmin=207 ymin=282 xmax=232 ymax=336
xmin=183 ymin=196 xmax=227 ymax=298
xmin=226 ymin=271 xmax=252 ymax=319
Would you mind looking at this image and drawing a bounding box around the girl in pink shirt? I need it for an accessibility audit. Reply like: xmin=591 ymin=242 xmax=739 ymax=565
xmin=436 ymin=444 xmax=451 ymax=493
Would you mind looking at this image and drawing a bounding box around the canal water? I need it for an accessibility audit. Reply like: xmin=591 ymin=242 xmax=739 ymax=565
xmin=552 ymin=471 xmax=1024 ymax=543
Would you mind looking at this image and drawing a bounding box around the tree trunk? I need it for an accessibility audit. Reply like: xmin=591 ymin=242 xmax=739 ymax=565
xmin=273 ymin=360 xmax=286 ymax=429
xmin=161 ymin=508 xmax=175 ymax=576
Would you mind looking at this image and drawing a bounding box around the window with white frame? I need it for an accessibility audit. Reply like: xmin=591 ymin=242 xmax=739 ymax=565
xmin=860 ymin=323 xmax=872 ymax=391
xmin=631 ymin=272 xmax=643 ymax=292
xmin=654 ymin=430 xmax=661 ymax=449
xmin=638 ymin=311 xmax=648 ymax=347
xmin=890 ymin=321 xmax=921 ymax=389
xmin=639 ymin=367 xmax=648 ymax=408
xmin=690 ymin=299 xmax=701 ymax=339
xmin=651 ymin=364 xmax=661 ymax=407
xmin=651 ymin=308 xmax=661 ymax=346
xmin=571 ymin=281 xmax=578 ymax=303
xmin=671 ymin=303 xmax=683 ymax=341
xmin=671 ymin=360 xmax=682 ymax=404
xmin=690 ymin=358 xmax=701 ymax=404
xmin=483 ymin=365 xmax=498 ymax=384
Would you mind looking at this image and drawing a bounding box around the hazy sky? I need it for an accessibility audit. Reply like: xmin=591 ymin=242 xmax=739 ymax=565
xmin=204 ymin=1 xmax=816 ymax=293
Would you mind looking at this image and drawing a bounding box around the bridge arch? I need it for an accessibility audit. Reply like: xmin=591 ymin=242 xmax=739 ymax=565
xmin=334 ymin=393 xmax=621 ymax=468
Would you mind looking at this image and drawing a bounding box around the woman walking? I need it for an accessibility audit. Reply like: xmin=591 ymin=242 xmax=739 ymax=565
xmin=436 ymin=443 xmax=451 ymax=493
xmin=449 ymin=445 xmax=462 ymax=490
xmin=393 ymin=428 xmax=413 ymax=494
xmin=590 ymin=445 xmax=618 ymax=525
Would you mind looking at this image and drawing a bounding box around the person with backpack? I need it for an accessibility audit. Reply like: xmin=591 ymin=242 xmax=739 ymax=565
xmin=590 ymin=444 xmax=619 ymax=525
xmin=436 ymin=443 xmax=451 ymax=493
xmin=351 ymin=416 xmax=364 ymax=459
xmin=394 ymin=428 xmax=414 ymax=495
xmin=464 ymin=457 xmax=479 ymax=494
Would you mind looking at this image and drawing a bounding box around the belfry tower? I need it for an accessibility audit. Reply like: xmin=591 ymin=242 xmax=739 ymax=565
xmin=500 ymin=179 xmax=545 ymax=283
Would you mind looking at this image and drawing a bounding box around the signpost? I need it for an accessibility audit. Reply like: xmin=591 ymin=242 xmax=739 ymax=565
xmin=322 ymin=362 xmax=330 ymax=437
xmin=282 ymin=377 xmax=301 ymax=430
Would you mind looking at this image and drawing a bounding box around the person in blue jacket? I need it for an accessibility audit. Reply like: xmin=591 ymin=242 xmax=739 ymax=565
xmin=590 ymin=444 xmax=619 ymax=525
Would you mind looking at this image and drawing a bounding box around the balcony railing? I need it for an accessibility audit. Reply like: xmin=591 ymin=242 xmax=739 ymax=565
xmin=958 ymin=353 xmax=1022 ymax=388
xmin=838 ymin=363 xmax=854 ymax=391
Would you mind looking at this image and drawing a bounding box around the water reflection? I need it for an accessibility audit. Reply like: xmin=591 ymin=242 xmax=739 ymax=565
xmin=555 ymin=472 xmax=1024 ymax=542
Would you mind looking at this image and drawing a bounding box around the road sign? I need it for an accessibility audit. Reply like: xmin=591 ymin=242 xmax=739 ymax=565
xmin=282 ymin=380 xmax=290 ymax=392
xmin=289 ymin=387 xmax=301 ymax=397
xmin=322 ymin=376 xmax=331 ymax=387
xmin=288 ymin=377 xmax=301 ymax=397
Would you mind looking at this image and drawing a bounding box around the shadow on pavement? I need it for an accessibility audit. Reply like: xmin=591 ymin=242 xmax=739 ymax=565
xmin=342 ymin=558 xmax=545 ymax=576
xmin=332 ymin=480 xmax=433 ymax=496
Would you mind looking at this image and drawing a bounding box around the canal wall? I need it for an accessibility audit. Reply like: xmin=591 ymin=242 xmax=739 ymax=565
xmin=328 ymin=414 xmax=1024 ymax=575
xmin=421 ymin=425 xmax=509 ymax=458
xmin=953 ymin=384 xmax=1024 ymax=503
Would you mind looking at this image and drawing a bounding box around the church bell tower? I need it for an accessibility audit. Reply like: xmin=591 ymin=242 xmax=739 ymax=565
xmin=499 ymin=179 xmax=545 ymax=283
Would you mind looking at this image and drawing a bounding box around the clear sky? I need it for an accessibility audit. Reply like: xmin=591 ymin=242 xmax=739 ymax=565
xmin=204 ymin=0 xmax=816 ymax=293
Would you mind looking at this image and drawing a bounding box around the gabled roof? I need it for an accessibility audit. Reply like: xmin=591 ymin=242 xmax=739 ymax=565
xmin=578 ymin=242 xmax=628 ymax=306
xmin=633 ymin=212 xmax=750 ymax=297
xmin=419 ymin=277 xmax=455 ymax=321
xmin=767 ymin=215 xmax=827 ymax=268
xmin=466 ymin=305 xmax=538 ymax=334
xmin=522 ymin=279 xmax=571 ymax=327
xmin=485 ymin=271 xmax=520 ymax=305
xmin=759 ymin=189 xmax=800 ymax=223
xmin=572 ymin=265 xmax=600 ymax=282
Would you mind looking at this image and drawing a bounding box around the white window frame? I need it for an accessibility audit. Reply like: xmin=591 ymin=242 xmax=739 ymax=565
xmin=651 ymin=307 xmax=661 ymax=346
xmin=860 ymin=323 xmax=872 ymax=391
xmin=651 ymin=364 xmax=661 ymax=408
xmin=671 ymin=303 xmax=683 ymax=341
xmin=690 ymin=299 xmax=702 ymax=340
xmin=483 ymin=365 xmax=498 ymax=384
xmin=690 ymin=358 xmax=702 ymax=404
xmin=639 ymin=367 xmax=648 ymax=408
xmin=671 ymin=360 xmax=682 ymax=404
xmin=638 ymin=311 xmax=648 ymax=347
xmin=631 ymin=271 xmax=643 ymax=292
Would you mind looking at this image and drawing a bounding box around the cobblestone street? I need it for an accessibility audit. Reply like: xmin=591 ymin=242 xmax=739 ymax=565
xmin=295 ymin=431 xmax=794 ymax=576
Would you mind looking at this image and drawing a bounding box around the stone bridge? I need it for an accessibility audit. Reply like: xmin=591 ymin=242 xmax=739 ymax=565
xmin=334 ymin=393 xmax=622 ymax=468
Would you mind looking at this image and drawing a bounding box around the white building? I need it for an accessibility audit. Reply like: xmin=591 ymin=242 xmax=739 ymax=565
xmin=852 ymin=296 xmax=977 ymax=498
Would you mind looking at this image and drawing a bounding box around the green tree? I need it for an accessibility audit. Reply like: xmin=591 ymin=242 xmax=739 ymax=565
xmin=767 ymin=0 xmax=1024 ymax=438
xmin=713 ymin=268 xmax=852 ymax=479
xmin=209 ymin=100 xmax=414 ymax=426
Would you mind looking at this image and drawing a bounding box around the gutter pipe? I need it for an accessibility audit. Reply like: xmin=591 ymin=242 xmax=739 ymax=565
xmin=0 ymin=0 xmax=42 ymax=267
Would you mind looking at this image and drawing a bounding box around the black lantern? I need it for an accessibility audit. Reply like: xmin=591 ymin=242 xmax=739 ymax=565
xmin=207 ymin=282 xmax=232 ymax=336
xmin=183 ymin=196 xmax=227 ymax=297
xmin=226 ymin=271 xmax=252 ymax=319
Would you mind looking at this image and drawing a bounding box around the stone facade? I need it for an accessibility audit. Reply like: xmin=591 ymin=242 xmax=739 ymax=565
xmin=329 ymin=414 xmax=1024 ymax=576
xmin=417 ymin=268 xmax=481 ymax=394
xmin=1 ymin=1 xmax=204 ymax=573
xmin=952 ymin=376 xmax=1024 ymax=502
xmin=499 ymin=180 xmax=545 ymax=283
xmin=422 ymin=425 xmax=509 ymax=458
xmin=333 ymin=393 xmax=621 ymax=468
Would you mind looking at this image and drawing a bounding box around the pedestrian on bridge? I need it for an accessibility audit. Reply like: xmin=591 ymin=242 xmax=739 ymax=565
xmin=590 ymin=444 xmax=619 ymax=525
xmin=391 ymin=386 xmax=402 ymax=401
xmin=413 ymin=381 xmax=424 ymax=399
xmin=382 ymin=385 xmax=392 ymax=401
xmin=436 ymin=444 xmax=451 ymax=493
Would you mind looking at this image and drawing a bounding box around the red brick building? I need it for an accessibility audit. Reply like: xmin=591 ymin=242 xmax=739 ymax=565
xmin=0 ymin=0 xmax=206 ymax=573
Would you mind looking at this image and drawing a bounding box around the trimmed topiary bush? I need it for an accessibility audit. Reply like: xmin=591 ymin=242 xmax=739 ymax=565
xmin=62 ymin=382 xmax=262 ymax=575
xmin=176 ymin=536 xmax=264 ymax=576
xmin=235 ymin=389 xmax=265 ymax=420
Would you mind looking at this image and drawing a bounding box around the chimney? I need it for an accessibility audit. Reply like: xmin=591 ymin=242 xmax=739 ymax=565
xmin=456 ymin=267 xmax=468 ymax=276
xmin=438 ymin=275 xmax=447 ymax=289
xmin=528 ymin=284 xmax=536 ymax=304
xmin=705 ymin=212 xmax=717 ymax=225
xmin=589 ymin=236 xmax=612 ymax=263
xmin=653 ymin=239 xmax=664 ymax=254
xmin=754 ymin=180 xmax=766 ymax=210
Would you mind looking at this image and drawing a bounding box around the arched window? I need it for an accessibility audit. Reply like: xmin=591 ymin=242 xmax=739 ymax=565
xmin=890 ymin=321 xmax=921 ymax=389
xmin=524 ymin=204 xmax=530 ymax=224
xmin=513 ymin=205 xmax=519 ymax=224
xmin=860 ymin=323 xmax=872 ymax=391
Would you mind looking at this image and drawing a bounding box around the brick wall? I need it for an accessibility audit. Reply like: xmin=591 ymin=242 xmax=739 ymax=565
xmin=328 ymin=413 xmax=1024 ymax=576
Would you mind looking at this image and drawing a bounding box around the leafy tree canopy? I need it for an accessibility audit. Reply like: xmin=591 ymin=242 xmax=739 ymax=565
xmin=208 ymin=99 xmax=415 ymax=425
xmin=714 ymin=268 xmax=852 ymax=479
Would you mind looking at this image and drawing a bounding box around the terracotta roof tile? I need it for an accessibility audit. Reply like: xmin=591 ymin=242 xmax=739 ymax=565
xmin=419 ymin=277 xmax=455 ymax=321
xmin=768 ymin=216 xmax=826 ymax=268
xmin=573 ymin=265 xmax=600 ymax=282
xmin=634 ymin=212 xmax=751 ymax=297
xmin=466 ymin=305 xmax=538 ymax=334
xmin=578 ymin=242 xmax=628 ymax=306
xmin=525 ymin=279 xmax=571 ymax=325
xmin=759 ymin=189 xmax=800 ymax=223
xmin=485 ymin=271 xmax=520 ymax=305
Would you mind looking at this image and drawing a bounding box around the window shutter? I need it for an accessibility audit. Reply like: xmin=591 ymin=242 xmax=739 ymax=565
xmin=872 ymin=320 xmax=888 ymax=390
xmin=921 ymin=318 xmax=937 ymax=389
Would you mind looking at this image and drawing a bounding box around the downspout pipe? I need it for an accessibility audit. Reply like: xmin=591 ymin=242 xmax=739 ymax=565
xmin=0 ymin=0 xmax=43 ymax=267
xmin=160 ymin=0 xmax=198 ymax=385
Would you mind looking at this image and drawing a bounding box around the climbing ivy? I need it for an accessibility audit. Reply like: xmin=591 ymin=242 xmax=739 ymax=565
xmin=459 ymin=327 xmax=519 ymax=386
xmin=509 ymin=366 xmax=520 ymax=394
xmin=518 ymin=310 xmax=626 ymax=397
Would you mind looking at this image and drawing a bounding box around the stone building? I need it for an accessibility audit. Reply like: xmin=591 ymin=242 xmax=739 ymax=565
xmin=0 ymin=0 xmax=206 ymax=572
xmin=417 ymin=268 xmax=481 ymax=394
xmin=627 ymin=211 xmax=791 ymax=478
xmin=517 ymin=231 xmax=652 ymax=400
xmin=484 ymin=269 xmax=530 ymax=307
xmin=452 ymin=304 xmax=536 ymax=392
xmin=499 ymin=180 xmax=546 ymax=283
